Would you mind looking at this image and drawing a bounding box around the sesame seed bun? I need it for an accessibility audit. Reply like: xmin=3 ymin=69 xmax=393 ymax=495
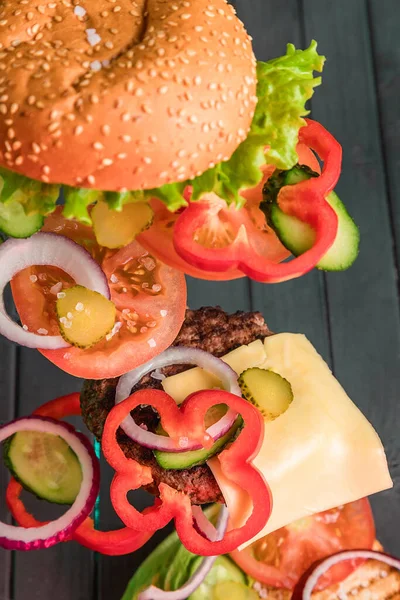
xmin=0 ymin=0 xmax=257 ymax=191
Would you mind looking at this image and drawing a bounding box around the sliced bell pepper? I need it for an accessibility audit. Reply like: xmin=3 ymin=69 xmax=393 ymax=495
xmin=6 ymin=393 xmax=154 ymax=556
xmin=102 ymin=388 xmax=271 ymax=556
xmin=173 ymin=119 xmax=341 ymax=283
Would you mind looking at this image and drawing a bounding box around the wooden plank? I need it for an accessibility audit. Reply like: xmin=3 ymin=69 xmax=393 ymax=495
xmin=303 ymin=0 xmax=400 ymax=553
xmin=12 ymin=349 xmax=95 ymax=600
xmin=367 ymin=0 xmax=400 ymax=273
xmin=0 ymin=333 xmax=16 ymax=600
xmin=232 ymin=0 xmax=332 ymax=361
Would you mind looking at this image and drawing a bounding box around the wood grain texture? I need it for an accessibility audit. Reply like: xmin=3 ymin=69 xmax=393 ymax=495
xmin=232 ymin=0 xmax=332 ymax=364
xmin=0 ymin=335 xmax=16 ymax=600
xmin=367 ymin=0 xmax=400 ymax=273
xmin=302 ymin=0 xmax=400 ymax=553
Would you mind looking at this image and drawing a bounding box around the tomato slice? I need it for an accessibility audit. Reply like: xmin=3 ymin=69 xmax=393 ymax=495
xmin=230 ymin=499 xmax=375 ymax=591
xmin=139 ymin=144 xmax=319 ymax=281
xmin=11 ymin=209 xmax=186 ymax=379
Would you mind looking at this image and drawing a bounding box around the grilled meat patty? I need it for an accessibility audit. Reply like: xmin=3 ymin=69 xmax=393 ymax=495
xmin=80 ymin=306 xmax=271 ymax=504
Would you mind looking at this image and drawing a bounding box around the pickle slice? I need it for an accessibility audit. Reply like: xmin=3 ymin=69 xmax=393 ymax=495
xmin=212 ymin=581 xmax=259 ymax=600
xmin=238 ymin=368 xmax=293 ymax=420
xmin=56 ymin=285 xmax=116 ymax=348
xmin=92 ymin=200 xmax=153 ymax=249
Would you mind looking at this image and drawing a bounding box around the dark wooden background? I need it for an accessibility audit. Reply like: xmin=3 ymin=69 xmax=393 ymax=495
xmin=1 ymin=1 xmax=399 ymax=598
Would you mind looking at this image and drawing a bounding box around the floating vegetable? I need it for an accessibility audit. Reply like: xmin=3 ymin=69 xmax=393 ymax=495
xmin=56 ymin=285 xmax=116 ymax=349
xmin=92 ymin=200 xmax=153 ymax=249
xmin=238 ymin=368 xmax=293 ymax=420
xmin=115 ymin=347 xmax=241 ymax=452
xmin=172 ymin=120 xmax=342 ymax=283
xmin=0 ymin=416 xmax=99 ymax=550
xmin=5 ymin=393 xmax=154 ymax=556
xmin=0 ymin=232 xmax=110 ymax=349
xmin=102 ymin=388 xmax=271 ymax=556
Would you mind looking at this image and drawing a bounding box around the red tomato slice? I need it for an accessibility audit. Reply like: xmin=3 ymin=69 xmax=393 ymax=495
xmin=11 ymin=209 xmax=187 ymax=379
xmin=230 ymin=499 xmax=375 ymax=591
xmin=139 ymin=144 xmax=319 ymax=281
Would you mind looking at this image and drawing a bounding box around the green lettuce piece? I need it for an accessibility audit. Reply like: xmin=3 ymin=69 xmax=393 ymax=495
xmin=62 ymin=186 xmax=102 ymax=225
xmin=143 ymin=182 xmax=187 ymax=212
xmin=0 ymin=167 xmax=59 ymax=216
xmin=190 ymin=40 xmax=325 ymax=206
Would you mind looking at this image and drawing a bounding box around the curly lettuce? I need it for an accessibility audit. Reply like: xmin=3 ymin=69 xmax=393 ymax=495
xmin=0 ymin=41 xmax=325 ymax=229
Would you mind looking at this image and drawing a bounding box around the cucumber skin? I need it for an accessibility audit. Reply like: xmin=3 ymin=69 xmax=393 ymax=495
xmin=270 ymin=192 xmax=360 ymax=271
xmin=3 ymin=434 xmax=77 ymax=506
xmin=153 ymin=418 xmax=242 ymax=471
xmin=0 ymin=201 xmax=44 ymax=238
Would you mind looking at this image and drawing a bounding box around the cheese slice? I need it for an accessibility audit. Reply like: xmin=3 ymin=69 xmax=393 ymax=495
xmin=162 ymin=333 xmax=392 ymax=550
xmin=210 ymin=333 xmax=392 ymax=549
xmin=162 ymin=339 xmax=267 ymax=404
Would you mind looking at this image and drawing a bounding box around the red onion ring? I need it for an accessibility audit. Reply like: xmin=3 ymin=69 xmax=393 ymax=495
xmin=115 ymin=347 xmax=241 ymax=452
xmin=0 ymin=232 xmax=110 ymax=349
xmin=292 ymin=550 xmax=400 ymax=600
xmin=138 ymin=506 xmax=229 ymax=600
xmin=0 ymin=416 xmax=100 ymax=550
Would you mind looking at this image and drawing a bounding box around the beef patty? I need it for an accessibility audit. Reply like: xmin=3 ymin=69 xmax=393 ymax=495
xmin=80 ymin=306 xmax=271 ymax=504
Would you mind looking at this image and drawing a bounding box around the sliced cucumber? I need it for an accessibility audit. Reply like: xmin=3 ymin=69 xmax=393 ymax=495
xmin=0 ymin=199 xmax=44 ymax=238
xmin=238 ymin=368 xmax=293 ymax=420
xmin=263 ymin=164 xmax=360 ymax=271
xmin=4 ymin=431 xmax=82 ymax=504
xmin=154 ymin=418 xmax=242 ymax=470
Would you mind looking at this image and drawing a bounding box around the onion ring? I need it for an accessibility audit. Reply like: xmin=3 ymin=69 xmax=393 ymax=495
xmin=138 ymin=506 xmax=229 ymax=600
xmin=0 ymin=232 xmax=110 ymax=349
xmin=115 ymin=347 xmax=241 ymax=452
xmin=0 ymin=416 xmax=99 ymax=550
xmin=292 ymin=550 xmax=400 ymax=600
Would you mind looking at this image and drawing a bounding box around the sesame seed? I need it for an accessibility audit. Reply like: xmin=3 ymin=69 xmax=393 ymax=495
xmin=90 ymin=94 xmax=99 ymax=104
xmin=143 ymin=156 xmax=152 ymax=164
xmin=101 ymin=124 xmax=111 ymax=136
xmin=121 ymin=112 xmax=130 ymax=122
xmin=47 ymin=121 xmax=59 ymax=132
xmin=102 ymin=158 xmax=113 ymax=166
xmin=74 ymin=125 xmax=83 ymax=136
xmin=93 ymin=142 xmax=103 ymax=150
xmin=117 ymin=153 xmax=127 ymax=159
xmin=15 ymin=156 xmax=24 ymax=165
xmin=121 ymin=134 xmax=131 ymax=143
xmin=42 ymin=165 xmax=50 ymax=174
xmin=0 ymin=104 xmax=6 ymax=114
xmin=87 ymin=175 xmax=96 ymax=185
xmin=180 ymin=13 xmax=191 ymax=19
xmin=158 ymin=85 xmax=168 ymax=95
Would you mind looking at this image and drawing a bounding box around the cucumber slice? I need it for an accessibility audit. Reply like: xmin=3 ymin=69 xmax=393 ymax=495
xmin=263 ymin=165 xmax=360 ymax=271
xmin=154 ymin=417 xmax=242 ymax=470
xmin=4 ymin=431 xmax=82 ymax=504
xmin=238 ymin=368 xmax=293 ymax=420
xmin=0 ymin=199 xmax=44 ymax=238
xmin=56 ymin=285 xmax=116 ymax=348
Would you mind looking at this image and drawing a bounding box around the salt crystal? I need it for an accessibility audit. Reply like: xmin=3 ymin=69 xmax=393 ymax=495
xmin=90 ymin=60 xmax=102 ymax=72
xmin=74 ymin=5 xmax=86 ymax=17
xmin=140 ymin=256 xmax=156 ymax=271
xmin=147 ymin=338 xmax=156 ymax=348
xmin=110 ymin=274 xmax=119 ymax=283
xmin=38 ymin=273 xmax=47 ymax=281
xmin=22 ymin=324 xmax=28 ymax=331
xmin=102 ymin=59 xmax=110 ymax=67
xmin=29 ymin=274 xmax=38 ymax=283
xmin=37 ymin=328 xmax=48 ymax=335
xmin=59 ymin=317 xmax=68 ymax=324
xmin=63 ymin=352 xmax=71 ymax=360
xmin=380 ymin=570 xmax=388 ymax=578
xmin=57 ymin=291 xmax=66 ymax=299
xmin=67 ymin=312 xmax=74 ymax=320
xmin=160 ymin=309 xmax=168 ymax=317
xmin=152 ymin=284 xmax=162 ymax=292
xmin=50 ymin=282 xmax=63 ymax=295
xmin=122 ymin=308 xmax=130 ymax=314
xmin=86 ymin=29 xmax=101 ymax=46
xmin=75 ymin=302 xmax=84 ymax=312
xmin=179 ymin=436 xmax=189 ymax=448
xmin=63 ymin=320 xmax=72 ymax=329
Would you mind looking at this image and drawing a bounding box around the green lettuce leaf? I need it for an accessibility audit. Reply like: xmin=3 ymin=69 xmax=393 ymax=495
xmin=0 ymin=167 xmax=59 ymax=216
xmin=190 ymin=40 xmax=325 ymax=206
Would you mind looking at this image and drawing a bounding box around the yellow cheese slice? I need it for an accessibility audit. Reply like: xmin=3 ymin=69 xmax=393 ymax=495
xmin=208 ymin=333 xmax=392 ymax=549
xmin=162 ymin=339 xmax=267 ymax=404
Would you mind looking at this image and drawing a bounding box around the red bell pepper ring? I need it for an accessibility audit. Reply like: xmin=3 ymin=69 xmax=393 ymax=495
xmin=6 ymin=393 xmax=154 ymax=556
xmin=173 ymin=119 xmax=341 ymax=283
xmin=102 ymin=388 xmax=272 ymax=556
